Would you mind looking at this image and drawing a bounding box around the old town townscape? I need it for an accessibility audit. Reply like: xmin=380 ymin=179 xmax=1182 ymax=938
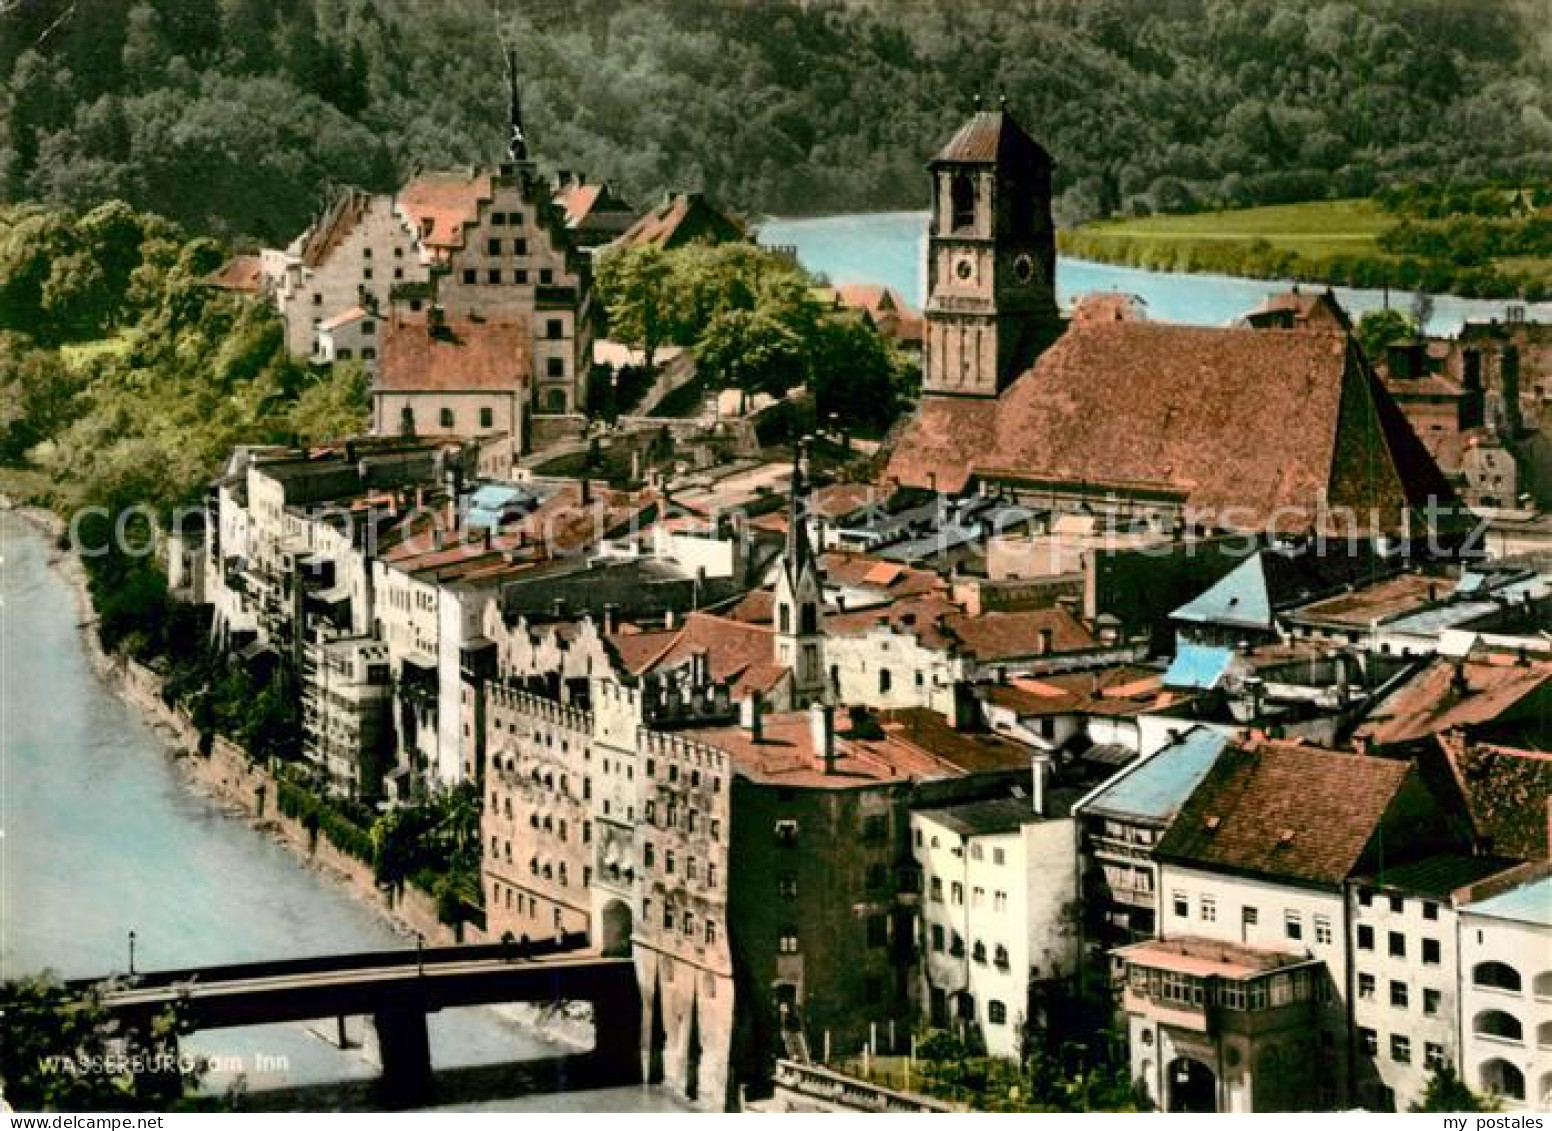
xmin=161 ymin=100 xmax=1552 ymax=1115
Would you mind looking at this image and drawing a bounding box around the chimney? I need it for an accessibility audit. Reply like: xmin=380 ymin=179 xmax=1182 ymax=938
xmin=810 ymin=702 xmax=836 ymax=774
xmin=690 ymin=645 xmax=709 ymax=686
xmin=553 ymin=596 xmax=567 ymax=619
xmin=741 ymin=692 xmax=763 ymax=741
xmin=1451 ymin=662 xmax=1469 ymax=696
xmin=1244 ymin=675 xmax=1265 ymax=718
xmin=603 ymin=603 xmax=620 ymax=635
xmin=580 ymin=476 xmax=591 ymax=505
xmin=1032 ymin=755 xmax=1051 ymax=818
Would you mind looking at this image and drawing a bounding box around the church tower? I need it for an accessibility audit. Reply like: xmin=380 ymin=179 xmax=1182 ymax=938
xmin=773 ymin=444 xmax=826 ymax=707
xmin=923 ymin=100 xmax=1060 ymax=398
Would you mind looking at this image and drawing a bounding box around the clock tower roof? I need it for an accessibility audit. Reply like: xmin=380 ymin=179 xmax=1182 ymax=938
xmin=929 ymin=107 xmax=1053 ymax=169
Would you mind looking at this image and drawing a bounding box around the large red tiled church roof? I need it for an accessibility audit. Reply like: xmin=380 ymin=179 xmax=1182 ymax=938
xmin=887 ymin=320 xmax=1456 ymax=534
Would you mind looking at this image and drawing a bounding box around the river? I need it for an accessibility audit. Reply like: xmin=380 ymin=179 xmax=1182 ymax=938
xmin=0 ymin=510 xmax=682 ymax=1111
xmin=757 ymin=211 xmax=1552 ymax=336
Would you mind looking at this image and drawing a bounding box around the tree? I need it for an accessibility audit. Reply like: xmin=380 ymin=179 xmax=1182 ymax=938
xmin=1354 ymin=308 xmax=1416 ymax=365
xmin=0 ymin=975 xmax=201 ymax=1111
xmin=596 ymin=245 xmax=675 ymax=373
xmin=1410 ymin=1063 xmax=1500 ymax=1113
xmin=695 ymin=307 xmax=805 ymax=402
xmin=809 ymin=314 xmax=906 ymax=434
xmin=287 ymin=361 xmax=369 ymax=442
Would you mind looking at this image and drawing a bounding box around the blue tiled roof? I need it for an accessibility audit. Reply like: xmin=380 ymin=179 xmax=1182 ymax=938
xmin=1082 ymin=727 xmax=1230 ymax=823
xmin=1171 ymin=556 xmax=1272 ymax=629
xmin=1464 ymin=874 xmax=1552 ymax=927
xmin=1164 ymin=643 xmax=1235 ymax=690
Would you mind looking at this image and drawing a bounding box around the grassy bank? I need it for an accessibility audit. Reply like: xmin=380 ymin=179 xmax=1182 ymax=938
xmin=1059 ymin=199 xmax=1551 ymax=300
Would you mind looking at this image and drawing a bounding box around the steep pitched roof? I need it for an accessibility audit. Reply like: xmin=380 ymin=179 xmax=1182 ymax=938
xmin=1426 ymin=738 xmax=1552 ymax=861
xmin=1172 ymin=545 xmax=1390 ymax=630
xmin=613 ymin=192 xmax=746 ymax=251
xmin=1156 ymin=739 xmax=1415 ymax=886
xmin=616 ymin=611 xmax=784 ymax=697
xmin=836 ymin=284 xmax=923 ymax=345
xmin=931 ymin=108 xmax=1053 ymax=168
xmin=1357 ymin=657 xmax=1552 ymax=748
xmin=889 ymin=323 xmax=1455 ymax=535
xmin=377 ymin=317 xmax=528 ymax=393
xmin=553 ymin=180 xmax=636 ymax=233
xmin=399 ymin=172 xmax=493 ymax=251
xmin=297 ymin=187 xmax=372 ymax=268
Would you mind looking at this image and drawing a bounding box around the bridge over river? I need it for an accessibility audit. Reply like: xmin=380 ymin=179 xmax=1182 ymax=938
xmin=73 ymin=936 xmax=641 ymax=1106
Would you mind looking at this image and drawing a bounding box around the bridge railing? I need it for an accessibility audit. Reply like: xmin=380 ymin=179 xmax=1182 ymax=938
xmin=68 ymin=932 xmax=590 ymax=992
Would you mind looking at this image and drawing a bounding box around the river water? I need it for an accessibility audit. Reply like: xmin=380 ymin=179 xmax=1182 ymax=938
xmin=757 ymin=211 xmax=1552 ymax=336
xmin=0 ymin=510 xmax=681 ymax=1111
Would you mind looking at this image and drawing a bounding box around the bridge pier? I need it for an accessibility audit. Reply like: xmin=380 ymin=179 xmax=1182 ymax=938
xmin=373 ymin=1006 xmax=433 ymax=1107
xmin=590 ymin=981 xmax=643 ymax=1085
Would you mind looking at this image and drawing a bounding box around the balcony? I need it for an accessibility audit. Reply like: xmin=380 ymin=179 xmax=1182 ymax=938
xmin=1114 ymin=937 xmax=1325 ymax=1036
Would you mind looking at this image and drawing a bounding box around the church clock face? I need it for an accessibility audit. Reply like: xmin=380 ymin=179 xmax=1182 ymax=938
xmin=953 ymin=253 xmax=975 ymax=282
xmin=1013 ymin=253 xmax=1037 ymax=285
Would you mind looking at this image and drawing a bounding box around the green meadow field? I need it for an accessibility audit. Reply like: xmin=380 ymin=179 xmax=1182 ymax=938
xmin=1059 ymin=199 xmax=1551 ymax=299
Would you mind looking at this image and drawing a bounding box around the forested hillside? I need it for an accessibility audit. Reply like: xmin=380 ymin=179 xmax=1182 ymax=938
xmin=3 ymin=0 xmax=1550 ymax=242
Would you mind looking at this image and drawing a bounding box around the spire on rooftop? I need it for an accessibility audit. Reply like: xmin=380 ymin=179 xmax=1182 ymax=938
xmin=785 ymin=439 xmax=813 ymax=578
xmin=503 ymin=40 xmax=528 ymax=163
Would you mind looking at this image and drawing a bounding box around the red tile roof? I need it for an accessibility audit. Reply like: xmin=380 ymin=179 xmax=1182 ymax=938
xmin=690 ymin=706 xmax=1031 ymax=789
xmin=835 ymin=284 xmax=923 ymax=345
xmin=613 ymin=192 xmax=745 ymax=251
xmin=1357 ymin=657 xmax=1552 ymax=748
xmin=204 ymin=254 xmax=266 ymax=292
xmin=1157 ymin=738 xmax=1416 ymax=885
xmin=1244 ymin=288 xmax=1353 ymax=333
xmin=1434 ymin=738 xmax=1552 ymax=861
xmin=611 ymin=611 xmax=784 ymax=697
xmin=553 ymin=181 xmax=635 ymax=234
xmin=399 ymin=172 xmax=493 ymax=251
xmin=820 ymin=551 xmax=943 ymax=599
xmin=1070 ymin=292 xmax=1147 ymax=324
xmin=941 ymin=607 xmax=1099 ymax=662
xmin=887 ymin=323 xmax=1455 ymax=534
xmin=826 ymin=596 xmax=1099 ymax=661
xmin=377 ymin=317 xmax=529 ymax=393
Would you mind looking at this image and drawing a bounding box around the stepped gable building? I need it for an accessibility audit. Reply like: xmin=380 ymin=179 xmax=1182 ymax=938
xmin=888 ymin=106 xmax=1457 ymax=538
xmin=394 ymin=124 xmax=595 ymax=421
xmin=265 ymin=186 xmax=426 ymax=358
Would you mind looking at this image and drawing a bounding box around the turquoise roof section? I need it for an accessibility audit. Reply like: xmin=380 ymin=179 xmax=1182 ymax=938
xmin=1164 ymin=643 xmax=1235 ymax=690
xmin=1171 ymin=555 xmax=1273 ymax=629
xmin=466 ymin=483 xmax=537 ymax=529
xmin=1463 ymin=874 xmax=1552 ymax=927
xmin=1082 ymin=727 xmax=1230 ymax=823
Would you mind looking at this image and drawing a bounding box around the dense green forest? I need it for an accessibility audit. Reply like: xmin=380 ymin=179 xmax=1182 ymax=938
xmin=3 ymin=0 xmax=1550 ymax=242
